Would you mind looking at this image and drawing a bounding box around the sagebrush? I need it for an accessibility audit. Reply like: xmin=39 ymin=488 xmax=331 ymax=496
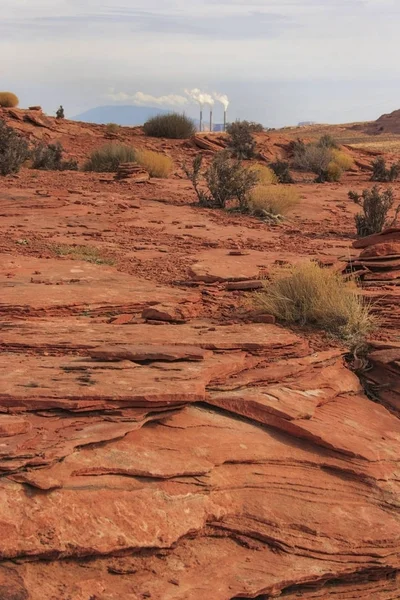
xmin=349 ymin=185 xmax=400 ymax=237
xmin=32 ymin=142 xmax=78 ymax=171
xmin=270 ymin=160 xmax=294 ymax=184
xmin=83 ymin=143 xmax=136 ymax=172
xmin=143 ymin=113 xmax=196 ymax=139
xmin=0 ymin=120 xmax=29 ymax=175
xmin=254 ymin=261 xmax=375 ymax=342
xmin=370 ymin=156 xmax=400 ymax=182
xmin=226 ymin=121 xmax=257 ymax=159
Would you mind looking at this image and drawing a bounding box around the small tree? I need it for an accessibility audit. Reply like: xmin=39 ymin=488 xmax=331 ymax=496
xmin=269 ymin=160 xmax=294 ymax=184
xmin=226 ymin=121 xmax=257 ymax=159
xmin=370 ymin=156 xmax=400 ymax=182
xmin=56 ymin=105 xmax=65 ymax=119
xmin=0 ymin=120 xmax=29 ymax=175
xmin=348 ymin=185 xmax=400 ymax=237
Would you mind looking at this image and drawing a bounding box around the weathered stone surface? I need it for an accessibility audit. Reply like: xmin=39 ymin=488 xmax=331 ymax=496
xmin=90 ymin=343 xmax=212 ymax=362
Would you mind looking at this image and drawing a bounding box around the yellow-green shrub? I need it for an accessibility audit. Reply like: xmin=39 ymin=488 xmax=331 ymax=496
xmin=106 ymin=123 xmax=120 ymax=135
xmin=250 ymin=164 xmax=278 ymax=185
xmin=327 ymin=161 xmax=342 ymax=182
xmin=83 ymin=143 xmax=135 ymax=172
xmin=248 ymin=184 xmax=299 ymax=216
xmin=254 ymin=261 xmax=375 ymax=341
xmin=0 ymin=92 xmax=19 ymax=108
xmin=331 ymin=149 xmax=354 ymax=171
xmin=135 ymin=149 xmax=173 ymax=178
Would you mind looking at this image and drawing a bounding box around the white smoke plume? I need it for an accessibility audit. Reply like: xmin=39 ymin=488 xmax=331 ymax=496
xmin=213 ymin=93 xmax=230 ymax=111
xmin=185 ymin=88 xmax=215 ymax=107
xmin=107 ymin=88 xmax=188 ymax=108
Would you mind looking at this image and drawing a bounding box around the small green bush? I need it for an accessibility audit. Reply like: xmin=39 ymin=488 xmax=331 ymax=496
xmin=349 ymin=185 xmax=400 ymax=237
xmin=0 ymin=120 xmax=29 ymax=175
xmin=270 ymin=160 xmax=294 ymax=184
xmin=83 ymin=143 xmax=136 ymax=172
xmin=143 ymin=113 xmax=196 ymax=139
xmin=370 ymin=156 xmax=400 ymax=182
xmin=0 ymin=92 xmax=19 ymax=108
xmin=32 ymin=142 xmax=78 ymax=171
xmin=226 ymin=121 xmax=257 ymax=159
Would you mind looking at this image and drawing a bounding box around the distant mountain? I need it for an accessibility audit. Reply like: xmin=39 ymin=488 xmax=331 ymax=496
xmin=72 ymin=105 xmax=171 ymax=126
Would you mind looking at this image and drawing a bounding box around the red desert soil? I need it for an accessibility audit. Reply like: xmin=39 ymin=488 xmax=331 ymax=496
xmin=0 ymin=108 xmax=400 ymax=600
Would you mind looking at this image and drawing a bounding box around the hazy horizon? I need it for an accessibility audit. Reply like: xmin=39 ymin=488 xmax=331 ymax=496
xmin=2 ymin=0 xmax=400 ymax=126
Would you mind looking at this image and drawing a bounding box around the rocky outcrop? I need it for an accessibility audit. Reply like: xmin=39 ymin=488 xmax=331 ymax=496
xmin=114 ymin=162 xmax=150 ymax=182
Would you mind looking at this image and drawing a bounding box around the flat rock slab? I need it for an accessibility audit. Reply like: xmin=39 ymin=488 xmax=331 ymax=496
xmin=189 ymin=249 xmax=305 ymax=282
xmin=90 ymin=344 xmax=212 ymax=362
xmin=0 ymin=255 xmax=197 ymax=316
xmin=0 ymin=318 xmax=309 ymax=357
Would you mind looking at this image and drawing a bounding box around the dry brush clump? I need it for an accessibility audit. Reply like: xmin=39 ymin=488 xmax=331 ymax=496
xmin=269 ymin=160 xmax=294 ymax=184
xmin=0 ymin=120 xmax=29 ymax=175
xmin=135 ymin=149 xmax=173 ymax=178
xmin=248 ymin=185 xmax=300 ymax=219
xmin=293 ymin=136 xmax=353 ymax=182
xmin=31 ymin=142 xmax=78 ymax=171
xmin=83 ymin=143 xmax=136 ymax=172
xmin=370 ymin=156 xmax=400 ymax=182
xmin=226 ymin=121 xmax=258 ymax=159
xmin=184 ymin=151 xmax=258 ymax=209
xmin=254 ymin=262 xmax=375 ymax=342
xmin=250 ymin=164 xmax=278 ymax=185
xmin=143 ymin=113 xmax=196 ymax=139
xmin=0 ymin=92 xmax=19 ymax=108
xmin=349 ymin=185 xmax=400 ymax=237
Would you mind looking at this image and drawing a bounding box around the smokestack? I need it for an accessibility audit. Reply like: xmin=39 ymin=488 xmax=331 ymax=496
xmin=209 ymin=109 xmax=213 ymax=133
xmin=199 ymin=109 xmax=203 ymax=132
xmin=223 ymin=110 xmax=227 ymax=132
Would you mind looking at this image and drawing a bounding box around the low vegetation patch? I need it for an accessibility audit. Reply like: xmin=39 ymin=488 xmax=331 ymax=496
xmin=32 ymin=142 xmax=78 ymax=171
xmin=105 ymin=123 xmax=120 ymax=135
xmin=184 ymin=151 xmax=258 ymax=209
xmin=254 ymin=262 xmax=375 ymax=342
xmin=0 ymin=92 xmax=19 ymax=108
xmin=269 ymin=160 xmax=294 ymax=184
xmin=293 ymin=136 xmax=354 ymax=182
xmin=370 ymin=156 xmax=400 ymax=182
xmin=348 ymin=185 xmax=400 ymax=237
xmin=135 ymin=149 xmax=173 ymax=178
xmin=52 ymin=244 xmax=115 ymax=265
xmin=250 ymin=164 xmax=278 ymax=185
xmin=143 ymin=113 xmax=196 ymax=139
xmin=83 ymin=143 xmax=135 ymax=172
xmin=248 ymin=185 xmax=299 ymax=218
xmin=0 ymin=120 xmax=30 ymax=175
xmin=226 ymin=121 xmax=258 ymax=159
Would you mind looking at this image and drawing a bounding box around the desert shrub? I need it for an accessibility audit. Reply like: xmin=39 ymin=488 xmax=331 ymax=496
xmin=326 ymin=161 xmax=342 ymax=182
xmin=270 ymin=160 xmax=294 ymax=184
xmin=56 ymin=105 xmax=65 ymax=119
xmin=31 ymin=142 xmax=78 ymax=171
xmin=0 ymin=120 xmax=29 ymax=175
xmin=143 ymin=113 xmax=196 ymax=139
xmin=248 ymin=185 xmax=300 ymax=218
xmin=349 ymin=185 xmax=400 ymax=237
xmin=106 ymin=123 xmax=120 ymax=135
xmin=234 ymin=120 xmax=264 ymax=133
xmin=317 ymin=134 xmax=338 ymax=149
xmin=226 ymin=121 xmax=257 ymax=159
xmin=331 ymin=149 xmax=354 ymax=171
xmin=135 ymin=149 xmax=173 ymax=178
xmin=291 ymin=138 xmax=306 ymax=156
xmin=370 ymin=156 xmax=400 ymax=182
xmin=254 ymin=261 xmax=375 ymax=341
xmin=0 ymin=92 xmax=19 ymax=108
xmin=83 ymin=143 xmax=135 ymax=172
xmin=205 ymin=151 xmax=258 ymax=209
xmin=183 ymin=154 xmax=210 ymax=205
xmin=250 ymin=164 xmax=278 ymax=185
xmin=293 ymin=143 xmax=332 ymax=181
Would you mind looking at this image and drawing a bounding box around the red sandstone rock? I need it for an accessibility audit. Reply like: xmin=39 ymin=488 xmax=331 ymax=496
xmin=90 ymin=344 xmax=212 ymax=362
xmin=360 ymin=241 xmax=400 ymax=258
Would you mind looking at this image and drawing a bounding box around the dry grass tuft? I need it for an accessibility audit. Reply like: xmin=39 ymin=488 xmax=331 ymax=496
xmin=0 ymin=92 xmax=19 ymax=108
xmin=254 ymin=262 xmax=375 ymax=342
xmin=83 ymin=143 xmax=135 ymax=172
xmin=53 ymin=244 xmax=114 ymax=265
xmin=250 ymin=164 xmax=278 ymax=185
xmin=135 ymin=149 xmax=173 ymax=178
xmin=331 ymin=149 xmax=355 ymax=171
xmin=248 ymin=185 xmax=300 ymax=216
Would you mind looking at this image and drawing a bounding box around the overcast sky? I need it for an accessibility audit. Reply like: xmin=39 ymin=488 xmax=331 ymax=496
xmin=1 ymin=0 xmax=400 ymax=125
